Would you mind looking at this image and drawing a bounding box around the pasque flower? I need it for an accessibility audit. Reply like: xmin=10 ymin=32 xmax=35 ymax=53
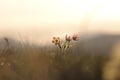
xmin=65 ymin=35 xmax=71 ymax=41
xmin=72 ymin=34 xmax=79 ymax=41
xmin=52 ymin=37 xmax=60 ymax=45
xmin=52 ymin=34 xmax=79 ymax=50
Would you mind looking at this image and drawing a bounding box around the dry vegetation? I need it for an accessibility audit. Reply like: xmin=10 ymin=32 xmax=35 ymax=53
xmin=0 ymin=37 xmax=110 ymax=80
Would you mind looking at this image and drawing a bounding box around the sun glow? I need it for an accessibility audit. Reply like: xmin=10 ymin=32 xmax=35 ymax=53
xmin=0 ymin=0 xmax=120 ymax=44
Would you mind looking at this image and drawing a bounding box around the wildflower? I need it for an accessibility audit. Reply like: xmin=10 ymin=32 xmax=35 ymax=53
xmin=65 ymin=35 xmax=71 ymax=41
xmin=52 ymin=34 xmax=78 ymax=50
xmin=52 ymin=37 xmax=60 ymax=45
xmin=72 ymin=34 xmax=79 ymax=41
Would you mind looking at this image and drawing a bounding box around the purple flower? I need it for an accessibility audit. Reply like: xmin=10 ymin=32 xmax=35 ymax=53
xmin=72 ymin=34 xmax=79 ymax=41
xmin=65 ymin=35 xmax=71 ymax=41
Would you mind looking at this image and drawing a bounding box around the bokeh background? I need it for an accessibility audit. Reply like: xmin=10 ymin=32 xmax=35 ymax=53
xmin=0 ymin=0 xmax=120 ymax=44
xmin=0 ymin=0 xmax=120 ymax=80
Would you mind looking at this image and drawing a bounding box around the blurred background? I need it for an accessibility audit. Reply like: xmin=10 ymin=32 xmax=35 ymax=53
xmin=0 ymin=0 xmax=120 ymax=80
xmin=0 ymin=0 xmax=120 ymax=44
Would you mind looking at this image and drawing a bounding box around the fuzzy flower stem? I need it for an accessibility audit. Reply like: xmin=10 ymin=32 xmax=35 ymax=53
xmin=63 ymin=40 xmax=67 ymax=49
xmin=58 ymin=43 xmax=62 ymax=49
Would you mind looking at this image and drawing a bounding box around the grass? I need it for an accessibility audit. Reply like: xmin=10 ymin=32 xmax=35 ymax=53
xmin=0 ymin=37 xmax=109 ymax=80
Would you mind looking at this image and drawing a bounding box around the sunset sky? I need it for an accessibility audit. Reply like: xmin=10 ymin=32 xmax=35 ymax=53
xmin=0 ymin=0 xmax=120 ymax=44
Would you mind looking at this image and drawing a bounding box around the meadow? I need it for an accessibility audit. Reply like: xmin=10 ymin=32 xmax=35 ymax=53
xmin=0 ymin=34 xmax=118 ymax=80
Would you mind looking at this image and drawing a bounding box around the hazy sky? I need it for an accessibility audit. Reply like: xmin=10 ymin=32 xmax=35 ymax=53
xmin=0 ymin=0 xmax=120 ymax=44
